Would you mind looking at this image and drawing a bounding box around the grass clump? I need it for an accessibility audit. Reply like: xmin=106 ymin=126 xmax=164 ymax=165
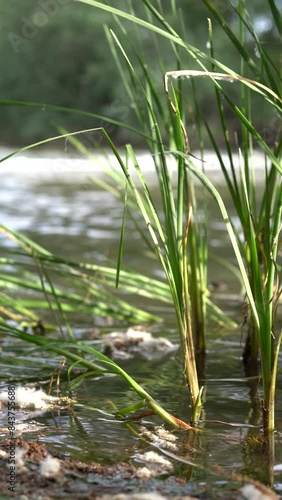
xmin=76 ymin=0 xmax=281 ymax=431
xmin=0 ymin=0 xmax=281 ymax=436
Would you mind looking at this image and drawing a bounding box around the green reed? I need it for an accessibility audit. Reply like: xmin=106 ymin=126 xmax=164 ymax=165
xmin=103 ymin=23 xmax=208 ymax=420
xmin=1 ymin=0 xmax=280 ymax=433
xmin=202 ymin=0 xmax=282 ymax=432
xmin=0 ymin=223 xmax=196 ymax=429
xmin=76 ymin=0 xmax=281 ymax=431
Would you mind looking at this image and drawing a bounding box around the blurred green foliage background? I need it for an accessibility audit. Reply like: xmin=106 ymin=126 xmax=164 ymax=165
xmin=0 ymin=0 xmax=280 ymax=147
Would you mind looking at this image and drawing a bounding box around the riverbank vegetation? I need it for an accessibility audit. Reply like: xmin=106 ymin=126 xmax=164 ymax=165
xmin=0 ymin=0 xmax=281 ymax=486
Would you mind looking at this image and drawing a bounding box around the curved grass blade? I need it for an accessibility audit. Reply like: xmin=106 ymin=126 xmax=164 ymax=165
xmin=0 ymin=321 xmax=193 ymax=429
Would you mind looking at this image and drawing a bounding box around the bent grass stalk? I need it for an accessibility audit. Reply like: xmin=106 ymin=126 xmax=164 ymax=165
xmin=0 ymin=321 xmax=193 ymax=430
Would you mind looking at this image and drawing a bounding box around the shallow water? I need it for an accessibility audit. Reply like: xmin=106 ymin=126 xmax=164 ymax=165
xmin=0 ymin=148 xmax=282 ymax=495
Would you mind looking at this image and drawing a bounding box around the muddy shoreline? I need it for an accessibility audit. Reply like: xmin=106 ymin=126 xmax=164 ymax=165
xmin=0 ymin=438 xmax=279 ymax=499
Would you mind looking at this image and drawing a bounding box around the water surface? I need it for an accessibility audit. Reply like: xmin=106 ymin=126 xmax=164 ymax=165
xmin=0 ymin=148 xmax=281 ymax=495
